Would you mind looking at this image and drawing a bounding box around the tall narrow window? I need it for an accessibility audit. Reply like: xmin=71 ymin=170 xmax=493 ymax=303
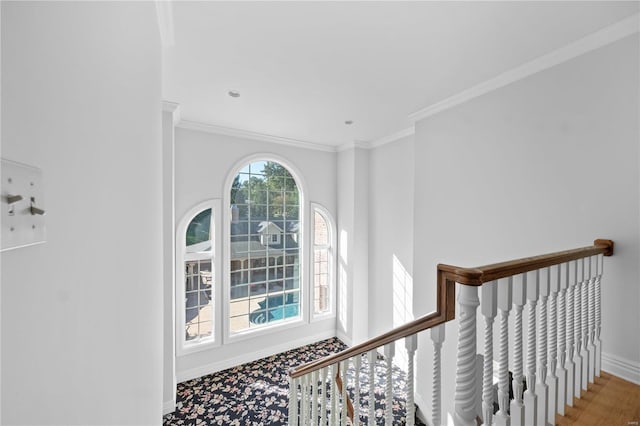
xmin=177 ymin=200 xmax=218 ymax=354
xmin=229 ymin=160 xmax=301 ymax=333
xmin=312 ymin=204 xmax=334 ymax=316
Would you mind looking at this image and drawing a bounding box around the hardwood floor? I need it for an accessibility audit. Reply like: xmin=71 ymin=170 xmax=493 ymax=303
xmin=556 ymin=371 xmax=640 ymax=426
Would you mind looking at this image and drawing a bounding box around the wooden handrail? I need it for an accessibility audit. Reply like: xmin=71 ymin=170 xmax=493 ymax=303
xmin=289 ymin=238 xmax=612 ymax=379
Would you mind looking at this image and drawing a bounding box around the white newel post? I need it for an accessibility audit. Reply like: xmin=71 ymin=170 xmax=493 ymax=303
xmin=587 ymin=256 xmax=596 ymax=384
xmin=565 ymin=260 xmax=576 ymax=407
xmin=510 ymin=274 xmax=526 ymax=426
xmin=557 ymin=262 xmax=569 ymax=415
xmin=431 ymin=325 xmax=445 ymax=426
xmin=481 ymin=281 xmax=497 ymax=426
xmin=547 ymin=265 xmax=560 ymax=425
xmin=595 ymin=254 xmax=603 ymax=377
xmin=524 ymin=270 xmax=539 ymax=426
xmin=580 ymin=259 xmax=589 ymax=392
xmin=384 ymin=343 xmax=395 ymax=425
xmin=536 ymin=268 xmax=549 ymax=426
xmin=573 ymin=259 xmax=583 ymax=399
xmin=495 ymin=278 xmax=512 ymax=426
xmin=454 ymin=284 xmax=480 ymax=426
xmin=405 ymin=334 xmax=418 ymax=426
xmin=368 ymin=350 xmax=376 ymax=424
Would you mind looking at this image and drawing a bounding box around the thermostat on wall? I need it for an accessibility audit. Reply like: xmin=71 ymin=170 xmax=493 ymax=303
xmin=1 ymin=158 xmax=46 ymax=252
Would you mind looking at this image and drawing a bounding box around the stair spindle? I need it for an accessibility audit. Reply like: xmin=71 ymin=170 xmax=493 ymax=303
xmin=557 ymin=262 xmax=569 ymax=414
xmin=536 ymin=268 xmax=549 ymax=426
xmin=384 ymin=343 xmax=395 ymax=425
xmin=340 ymin=360 xmax=348 ymax=426
xmin=431 ymin=325 xmax=445 ymax=426
xmin=331 ymin=364 xmax=339 ymax=425
xmin=368 ymin=349 xmax=376 ymax=424
xmin=587 ymin=256 xmax=596 ymax=384
xmin=454 ymin=284 xmax=480 ymax=426
xmin=354 ymin=355 xmax=361 ymax=425
xmin=289 ymin=376 xmax=299 ymax=426
xmin=595 ymin=254 xmax=603 ymax=377
xmin=524 ymin=270 xmax=539 ymax=426
xmin=511 ymin=274 xmax=526 ymax=426
xmin=580 ymin=259 xmax=589 ymax=392
xmin=494 ymin=278 xmax=511 ymax=426
xmin=321 ymin=367 xmax=328 ymax=425
xmin=405 ymin=334 xmax=417 ymax=426
xmin=547 ymin=264 xmax=560 ymax=424
xmin=573 ymin=259 xmax=583 ymax=398
xmin=311 ymin=370 xmax=318 ymax=425
xmin=481 ymin=281 xmax=497 ymax=426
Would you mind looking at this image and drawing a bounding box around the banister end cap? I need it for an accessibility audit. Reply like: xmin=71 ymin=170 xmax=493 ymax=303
xmin=594 ymin=239 xmax=614 ymax=256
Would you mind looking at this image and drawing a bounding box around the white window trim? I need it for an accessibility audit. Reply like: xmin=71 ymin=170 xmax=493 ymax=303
xmin=310 ymin=202 xmax=337 ymax=321
xmin=175 ymin=199 xmax=222 ymax=356
xmin=222 ymin=154 xmax=308 ymax=343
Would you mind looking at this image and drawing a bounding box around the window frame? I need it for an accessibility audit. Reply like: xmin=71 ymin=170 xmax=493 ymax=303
xmin=175 ymin=199 xmax=222 ymax=356
xmin=223 ymin=155 xmax=307 ymax=343
xmin=310 ymin=202 xmax=336 ymax=321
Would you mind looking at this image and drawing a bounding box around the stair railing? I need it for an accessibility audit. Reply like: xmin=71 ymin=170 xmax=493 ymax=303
xmin=287 ymin=239 xmax=613 ymax=425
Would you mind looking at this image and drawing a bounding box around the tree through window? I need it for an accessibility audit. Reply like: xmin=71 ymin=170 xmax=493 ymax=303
xmin=229 ymin=161 xmax=301 ymax=333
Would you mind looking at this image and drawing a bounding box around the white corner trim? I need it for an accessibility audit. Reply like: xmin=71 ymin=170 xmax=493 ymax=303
xmin=176 ymin=330 xmax=337 ymax=383
xmin=369 ymin=126 xmax=415 ymax=149
xmin=177 ymin=120 xmax=338 ymax=153
xmin=155 ymin=0 xmax=175 ymax=48
xmin=335 ymin=330 xmax=353 ymax=347
xmin=163 ymin=398 xmax=176 ymax=416
xmin=162 ymin=101 xmax=181 ymax=124
xmin=408 ymin=12 xmax=640 ymax=123
xmin=602 ymin=351 xmax=640 ymax=385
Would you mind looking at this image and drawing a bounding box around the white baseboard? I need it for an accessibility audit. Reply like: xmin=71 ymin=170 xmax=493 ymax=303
xmin=163 ymin=398 xmax=176 ymax=416
xmin=336 ymin=330 xmax=352 ymax=347
xmin=602 ymin=352 xmax=640 ymax=385
xmin=177 ymin=330 xmax=337 ymax=383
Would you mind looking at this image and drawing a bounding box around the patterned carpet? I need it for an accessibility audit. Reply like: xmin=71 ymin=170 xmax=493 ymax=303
xmin=163 ymin=337 xmax=424 ymax=425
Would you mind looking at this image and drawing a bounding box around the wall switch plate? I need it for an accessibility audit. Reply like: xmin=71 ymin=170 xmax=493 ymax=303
xmin=1 ymin=158 xmax=46 ymax=252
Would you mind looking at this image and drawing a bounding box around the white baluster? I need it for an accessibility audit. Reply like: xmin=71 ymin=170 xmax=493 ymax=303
xmin=595 ymin=254 xmax=603 ymax=377
xmin=301 ymin=374 xmax=309 ymax=425
xmin=580 ymin=259 xmax=589 ymax=392
xmin=536 ymin=269 xmax=550 ymax=425
xmin=565 ymin=261 xmax=576 ymax=407
xmin=368 ymin=349 xmax=376 ymax=424
xmin=573 ymin=259 xmax=583 ymax=399
xmin=311 ymin=370 xmax=318 ymax=425
xmin=405 ymin=334 xmax=418 ymax=426
xmin=510 ymin=274 xmax=526 ymax=426
xmin=587 ymin=256 xmax=596 ymax=384
xmin=332 ymin=364 xmax=339 ymax=425
xmin=321 ymin=367 xmax=328 ymax=425
xmin=454 ymin=284 xmax=480 ymax=426
xmin=384 ymin=343 xmax=395 ymax=425
xmin=524 ymin=270 xmax=539 ymax=426
xmin=494 ymin=278 xmax=511 ymax=426
xmin=431 ymin=325 xmax=445 ymax=426
xmin=556 ymin=263 xmax=569 ymax=415
xmin=289 ymin=376 xmax=299 ymax=426
xmin=341 ymin=360 xmax=348 ymax=426
xmin=547 ymin=265 xmax=560 ymax=424
xmin=481 ymin=281 xmax=497 ymax=426
xmin=354 ymin=355 xmax=361 ymax=426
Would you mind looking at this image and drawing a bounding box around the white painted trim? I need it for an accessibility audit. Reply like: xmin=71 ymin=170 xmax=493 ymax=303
xmin=162 ymin=101 xmax=181 ymax=124
xmin=414 ymin=391 xmax=430 ymax=426
xmin=602 ymin=352 xmax=640 ymax=385
xmin=369 ymin=126 xmax=415 ymax=149
xmin=408 ymin=13 xmax=640 ymax=123
xmin=336 ymin=330 xmax=352 ymax=347
xmin=177 ymin=120 xmax=337 ymax=153
xmin=336 ymin=140 xmax=370 ymax=152
xmin=177 ymin=330 xmax=337 ymax=382
xmin=310 ymin=202 xmax=337 ymax=322
xmin=162 ymin=398 xmax=176 ymax=416
xmin=155 ymin=0 xmax=175 ymax=48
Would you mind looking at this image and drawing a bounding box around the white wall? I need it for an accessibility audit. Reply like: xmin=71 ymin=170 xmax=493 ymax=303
xmin=1 ymin=2 xmax=163 ymax=424
xmin=368 ymin=136 xmax=415 ymax=338
xmin=173 ymin=127 xmax=337 ymax=381
xmin=412 ymin=34 xmax=640 ymax=422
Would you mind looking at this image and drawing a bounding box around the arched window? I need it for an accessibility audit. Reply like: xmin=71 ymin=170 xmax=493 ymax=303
xmin=312 ymin=204 xmax=335 ymax=318
xmin=176 ymin=200 xmax=219 ymax=354
xmin=228 ymin=160 xmax=301 ymax=334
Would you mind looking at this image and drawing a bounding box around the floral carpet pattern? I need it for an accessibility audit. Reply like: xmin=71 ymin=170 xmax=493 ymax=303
xmin=163 ymin=337 xmax=424 ymax=425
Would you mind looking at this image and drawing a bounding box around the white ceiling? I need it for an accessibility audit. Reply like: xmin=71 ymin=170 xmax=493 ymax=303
xmin=162 ymin=1 xmax=639 ymax=148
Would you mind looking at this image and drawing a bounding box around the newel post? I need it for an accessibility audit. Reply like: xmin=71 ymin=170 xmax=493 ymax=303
xmin=454 ymin=284 xmax=480 ymax=426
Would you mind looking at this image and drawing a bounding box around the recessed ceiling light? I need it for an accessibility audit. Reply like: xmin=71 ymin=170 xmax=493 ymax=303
xmin=345 ymin=120 xmax=353 ymax=125
xmin=228 ymin=90 xmax=240 ymax=98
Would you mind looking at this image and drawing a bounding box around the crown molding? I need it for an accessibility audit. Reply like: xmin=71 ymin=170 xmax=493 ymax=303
xmin=369 ymin=126 xmax=415 ymax=149
xmin=336 ymin=140 xmax=371 ymax=152
xmin=177 ymin=120 xmax=338 ymax=153
xmin=155 ymin=0 xmax=175 ymax=48
xmin=409 ymin=12 xmax=640 ymax=123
